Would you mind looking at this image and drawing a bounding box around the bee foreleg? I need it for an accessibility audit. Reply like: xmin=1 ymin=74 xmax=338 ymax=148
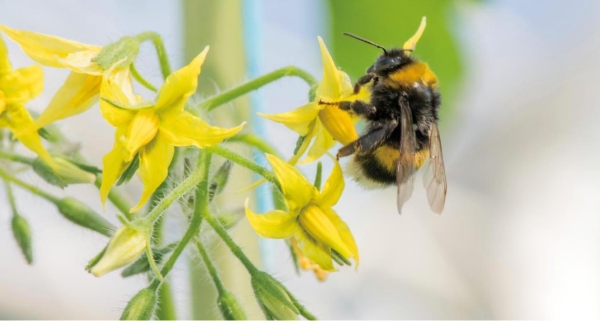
xmin=338 ymin=100 xmax=377 ymax=116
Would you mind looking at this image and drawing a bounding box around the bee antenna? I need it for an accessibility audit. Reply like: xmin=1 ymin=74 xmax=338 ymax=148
xmin=343 ymin=32 xmax=388 ymax=55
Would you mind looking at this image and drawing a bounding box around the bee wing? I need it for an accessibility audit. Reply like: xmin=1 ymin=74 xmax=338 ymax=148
xmin=396 ymin=101 xmax=416 ymax=214
xmin=423 ymin=123 xmax=447 ymax=214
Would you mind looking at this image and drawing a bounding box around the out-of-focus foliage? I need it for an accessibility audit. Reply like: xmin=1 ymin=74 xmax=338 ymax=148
xmin=327 ymin=0 xmax=466 ymax=120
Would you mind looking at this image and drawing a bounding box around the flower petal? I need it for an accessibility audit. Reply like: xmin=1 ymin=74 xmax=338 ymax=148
xmin=155 ymin=47 xmax=208 ymax=113
xmin=100 ymin=127 xmax=130 ymax=206
xmin=298 ymin=205 xmax=351 ymax=259
xmin=99 ymin=76 xmax=135 ymax=127
xmin=34 ymin=72 xmax=101 ymax=130
xmin=106 ymin=67 xmax=138 ymax=104
xmin=265 ymin=154 xmax=316 ymax=212
xmin=0 ymin=35 xmax=12 ymax=74
xmin=295 ymin=229 xmax=334 ymax=271
xmin=245 ymin=200 xmax=298 ymax=239
xmin=0 ymin=25 xmax=101 ymax=68
xmin=403 ymin=16 xmax=427 ymax=53
xmin=316 ymin=37 xmax=341 ymax=100
xmin=318 ymin=105 xmax=358 ymax=145
xmin=4 ymin=104 xmax=54 ymax=166
xmin=122 ymin=110 xmax=159 ymax=162
xmin=160 ymin=111 xmax=244 ymax=148
xmin=322 ymin=207 xmax=359 ymax=267
xmin=55 ymin=50 xmax=102 ymax=75
xmin=258 ymin=103 xmax=320 ymax=136
xmin=317 ymin=158 xmax=344 ymax=208
xmin=302 ymin=120 xmax=335 ymax=164
xmin=130 ymin=133 xmax=174 ymax=212
xmin=0 ymin=65 xmax=44 ymax=105
xmin=0 ymin=91 xmax=6 ymax=114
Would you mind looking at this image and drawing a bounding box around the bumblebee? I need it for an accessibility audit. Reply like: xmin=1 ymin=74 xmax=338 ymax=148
xmin=321 ymin=17 xmax=447 ymax=214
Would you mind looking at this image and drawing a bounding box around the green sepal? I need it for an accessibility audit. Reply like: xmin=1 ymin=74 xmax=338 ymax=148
xmin=217 ymin=291 xmax=248 ymax=320
xmin=120 ymin=287 xmax=157 ymax=320
xmin=56 ymin=197 xmax=115 ymax=236
xmin=208 ymin=160 xmax=232 ymax=201
xmin=11 ymin=215 xmax=33 ymax=264
xmin=93 ymin=36 xmax=140 ymax=71
xmin=117 ymin=153 xmax=140 ymax=186
xmin=293 ymin=135 xmax=306 ymax=155
xmin=313 ymin=161 xmax=322 ymax=191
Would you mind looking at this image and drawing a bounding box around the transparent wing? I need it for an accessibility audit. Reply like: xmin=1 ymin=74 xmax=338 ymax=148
xmin=396 ymin=101 xmax=416 ymax=214
xmin=423 ymin=123 xmax=447 ymax=214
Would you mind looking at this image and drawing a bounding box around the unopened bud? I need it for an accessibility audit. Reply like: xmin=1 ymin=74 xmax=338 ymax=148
xmin=56 ymin=197 xmax=115 ymax=236
xmin=208 ymin=160 xmax=233 ymax=201
xmin=88 ymin=225 xmax=148 ymax=277
xmin=33 ymin=157 xmax=96 ymax=188
xmin=121 ymin=243 xmax=175 ymax=278
xmin=120 ymin=287 xmax=157 ymax=320
xmin=217 ymin=291 xmax=247 ymax=320
xmin=11 ymin=215 xmax=33 ymax=264
xmin=94 ymin=36 xmax=140 ymax=70
xmin=252 ymin=271 xmax=299 ymax=320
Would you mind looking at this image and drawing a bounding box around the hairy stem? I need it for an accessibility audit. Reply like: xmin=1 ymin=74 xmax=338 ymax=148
xmin=0 ymin=167 xmax=59 ymax=203
xmin=131 ymin=63 xmax=158 ymax=92
xmin=137 ymin=32 xmax=172 ymax=80
xmin=194 ymin=238 xmax=226 ymax=294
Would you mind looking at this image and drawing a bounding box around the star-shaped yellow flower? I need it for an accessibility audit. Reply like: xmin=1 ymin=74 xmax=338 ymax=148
xmin=245 ymin=154 xmax=358 ymax=271
xmin=0 ymin=25 xmax=135 ymax=133
xmin=259 ymin=37 xmax=366 ymax=164
xmin=0 ymin=35 xmax=53 ymax=165
xmin=100 ymin=47 xmax=244 ymax=212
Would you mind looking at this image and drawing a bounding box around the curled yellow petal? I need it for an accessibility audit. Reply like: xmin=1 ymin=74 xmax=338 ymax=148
xmin=155 ymin=46 xmax=209 ymax=112
xmin=4 ymin=104 xmax=54 ymax=166
xmin=0 ymin=65 xmax=44 ymax=105
xmin=265 ymin=154 xmax=316 ymax=212
xmin=245 ymin=199 xmax=298 ymax=239
xmin=295 ymin=229 xmax=334 ymax=271
xmin=403 ymin=16 xmax=427 ymax=53
xmin=298 ymin=205 xmax=351 ymax=259
xmin=321 ymin=207 xmax=359 ymax=267
xmin=317 ymin=158 xmax=344 ymax=208
xmin=302 ymin=121 xmax=335 ymax=164
xmin=123 ymin=110 xmax=159 ymax=162
xmin=99 ymin=77 xmax=135 ymax=127
xmin=0 ymin=35 xmax=12 ymax=74
xmin=160 ymin=112 xmax=244 ymax=149
xmin=0 ymin=91 xmax=6 ymax=114
xmin=34 ymin=72 xmax=101 ymax=130
xmin=100 ymin=128 xmax=129 ymax=206
xmin=0 ymin=25 xmax=101 ymax=68
xmin=316 ymin=37 xmax=341 ymax=100
xmin=258 ymin=102 xmax=320 ymax=136
xmin=131 ymin=133 xmax=174 ymax=212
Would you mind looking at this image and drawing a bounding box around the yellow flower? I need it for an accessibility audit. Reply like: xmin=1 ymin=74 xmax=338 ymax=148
xmin=245 ymin=154 xmax=358 ymax=271
xmin=0 ymin=25 xmax=135 ymax=132
xmin=0 ymin=35 xmax=53 ymax=165
xmin=259 ymin=37 xmax=361 ymax=164
xmin=100 ymin=47 xmax=244 ymax=212
xmin=291 ymin=237 xmax=329 ymax=281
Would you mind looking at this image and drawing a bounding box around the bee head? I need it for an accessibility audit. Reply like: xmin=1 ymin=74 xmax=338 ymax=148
xmin=367 ymin=49 xmax=412 ymax=75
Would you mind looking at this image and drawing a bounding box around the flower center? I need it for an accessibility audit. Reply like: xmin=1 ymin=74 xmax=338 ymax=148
xmin=122 ymin=109 xmax=160 ymax=162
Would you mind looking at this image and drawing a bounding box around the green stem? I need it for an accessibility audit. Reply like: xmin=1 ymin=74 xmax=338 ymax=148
xmin=131 ymin=63 xmax=158 ymax=92
xmin=137 ymin=32 xmax=172 ymax=80
xmin=4 ymin=181 xmax=18 ymax=215
xmin=0 ymin=167 xmax=59 ymax=203
xmin=206 ymin=146 xmax=280 ymax=191
xmin=146 ymin=239 xmax=163 ymax=281
xmin=0 ymin=150 xmax=34 ymax=165
xmin=94 ymin=177 xmax=134 ymax=220
xmin=149 ymin=151 xmax=211 ymax=290
xmin=228 ymin=133 xmax=282 ymax=158
xmin=198 ymin=66 xmax=317 ymax=111
xmin=194 ymin=238 xmax=226 ymax=294
xmin=156 ymin=283 xmax=178 ymax=320
xmin=203 ymin=209 xmax=258 ymax=274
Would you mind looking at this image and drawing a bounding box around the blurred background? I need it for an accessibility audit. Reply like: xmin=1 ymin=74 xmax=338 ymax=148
xmin=1 ymin=0 xmax=600 ymax=319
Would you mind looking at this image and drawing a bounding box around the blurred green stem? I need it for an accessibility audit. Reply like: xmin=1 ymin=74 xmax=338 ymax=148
xmin=0 ymin=167 xmax=59 ymax=203
xmin=228 ymin=133 xmax=282 ymax=158
xmin=131 ymin=63 xmax=158 ymax=92
xmin=137 ymin=32 xmax=172 ymax=80
xmin=195 ymin=238 xmax=226 ymax=294
xmin=198 ymin=66 xmax=317 ymax=111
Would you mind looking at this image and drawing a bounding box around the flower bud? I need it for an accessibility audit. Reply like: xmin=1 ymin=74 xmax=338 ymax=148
xmin=33 ymin=156 xmax=96 ymax=188
xmin=217 ymin=291 xmax=247 ymax=320
xmin=88 ymin=225 xmax=148 ymax=277
xmin=208 ymin=160 xmax=233 ymax=201
xmin=121 ymin=243 xmax=175 ymax=278
xmin=215 ymin=208 xmax=244 ymax=230
xmin=56 ymin=197 xmax=115 ymax=236
xmin=298 ymin=205 xmax=351 ymax=258
xmin=11 ymin=215 xmax=33 ymax=264
xmin=251 ymin=271 xmax=299 ymax=320
xmin=93 ymin=36 xmax=140 ymax=70
xmin=120 ymin=287 xmax=157 ymax=320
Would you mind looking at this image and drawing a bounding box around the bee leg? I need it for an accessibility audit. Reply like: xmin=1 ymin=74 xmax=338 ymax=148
xmin=337 ymin=120 xmax=398 ymax=159
xmin=353 ymin=74 xmax=377 ymax=94
xmin=338 ymin=100 xmax=377 ymax=116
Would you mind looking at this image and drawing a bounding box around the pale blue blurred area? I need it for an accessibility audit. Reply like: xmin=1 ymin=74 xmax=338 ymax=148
xmin=1 ymin=0 xmax=600 ymax=319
